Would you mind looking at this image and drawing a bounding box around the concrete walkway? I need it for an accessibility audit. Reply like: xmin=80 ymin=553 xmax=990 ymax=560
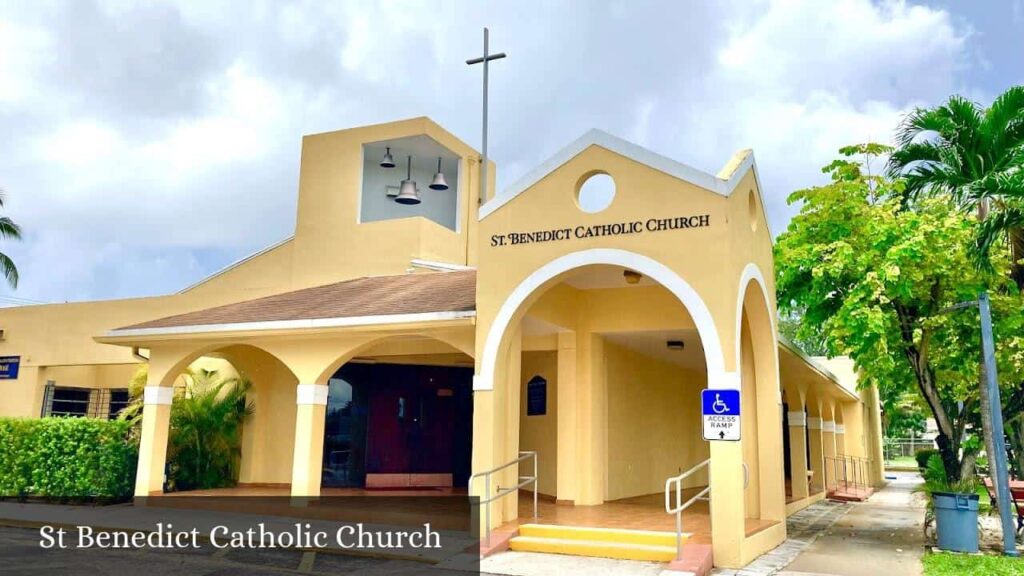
xmin=779 ymin=471 xmax=925 ymax=576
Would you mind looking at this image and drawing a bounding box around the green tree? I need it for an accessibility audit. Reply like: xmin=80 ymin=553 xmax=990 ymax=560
xmin=778 ymin=308 xmax=828 ymax=356
xmin=776 ymin=144 xmax=1024 ymax=481
xmin=0 ymin=190 xmax=22 ymax=288
xmin=887 ymin=86 xmax=1024 ymax=489
xmin=887 ymin=86 xmax=1024 ymax=288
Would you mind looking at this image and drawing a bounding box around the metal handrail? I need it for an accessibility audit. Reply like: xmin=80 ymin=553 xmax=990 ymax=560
xmin=664 ymin=460 xmax=749 ymax=561
xmin=469 ymin=451 xmax=538 ymax=546
xmin=826 ymin=455 xmax=874 ymax=491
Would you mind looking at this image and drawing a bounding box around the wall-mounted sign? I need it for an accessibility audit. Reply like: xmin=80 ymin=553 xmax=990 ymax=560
xmin=0 ymin=356 xmax=20 ymax=379
xmin=527 ymin=375 xmax=547 ymax=416
xmin=490 ymin=214 xmax=711 ymax=247
xmin=702 ymin=388 xmax=740 ymax=441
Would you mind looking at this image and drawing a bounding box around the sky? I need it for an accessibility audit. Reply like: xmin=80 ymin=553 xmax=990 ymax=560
xmin=0 ymin=0 xmax=1022 ymax=305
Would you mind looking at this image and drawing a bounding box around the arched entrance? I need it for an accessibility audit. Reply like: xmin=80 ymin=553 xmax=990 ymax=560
xmin=474 ymin=250 xmax=729 ymax=551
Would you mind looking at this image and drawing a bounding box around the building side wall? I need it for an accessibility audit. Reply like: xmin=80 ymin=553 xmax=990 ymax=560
xmin=519 ymin=351 xmax=558 ymax=498
xmin=605 ymin=341 xmax=707 ymax=500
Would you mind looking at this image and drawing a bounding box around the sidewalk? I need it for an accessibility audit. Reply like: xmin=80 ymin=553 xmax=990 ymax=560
xmin=779 ymin=471 xmax=925 ymax=576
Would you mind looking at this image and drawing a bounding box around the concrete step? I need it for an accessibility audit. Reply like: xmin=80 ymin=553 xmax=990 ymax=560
xmin=509 ymin=524 xmax=687 ymax=562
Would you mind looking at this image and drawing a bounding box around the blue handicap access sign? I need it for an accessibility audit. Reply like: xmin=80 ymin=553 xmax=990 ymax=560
xmin=702 ymin=389 xmax=740 ymax=416
xmin=702 ymin=389 xmax=741 ymax=441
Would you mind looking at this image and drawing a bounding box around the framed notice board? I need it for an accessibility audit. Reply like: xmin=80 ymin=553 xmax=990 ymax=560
xmin=0 ymin=356 xmax=20 ymax=379
xmin=526 ymin=375 xmax=547 ymax=416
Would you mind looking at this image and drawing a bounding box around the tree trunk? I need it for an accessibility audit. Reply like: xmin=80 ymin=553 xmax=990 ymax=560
xmin=910 ymin=353 xmax=962 ymax=480
xmin=1010 ymin=227 xmax=1024 ymax=291
xmin=1009 ymin=416 xmax=1024 ymax=478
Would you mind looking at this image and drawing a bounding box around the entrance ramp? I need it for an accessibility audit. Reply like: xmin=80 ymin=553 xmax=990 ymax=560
xmin=509 ymin=524 xmax=684 ymax=562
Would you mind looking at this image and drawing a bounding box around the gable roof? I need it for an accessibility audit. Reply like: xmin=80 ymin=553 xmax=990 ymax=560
xmin=479 ymin=128 xmax=762 ymax=220
xmin=109 ymin=270 xmax=477 ymax=337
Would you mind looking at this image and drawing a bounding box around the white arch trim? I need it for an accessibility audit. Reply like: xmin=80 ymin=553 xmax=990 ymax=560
xmin=735 ymin=262 xmax=780 ymax=397
xmin=474 ymin=248 xmax=727 ymax=391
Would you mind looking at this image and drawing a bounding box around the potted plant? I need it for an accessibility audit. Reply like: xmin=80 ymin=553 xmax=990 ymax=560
xmin=917 ymin=453 xmax=980 ymax=553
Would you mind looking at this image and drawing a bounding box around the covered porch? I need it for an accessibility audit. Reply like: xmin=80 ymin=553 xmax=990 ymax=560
xmin=96 ymin=270 xmax=480 ymax=500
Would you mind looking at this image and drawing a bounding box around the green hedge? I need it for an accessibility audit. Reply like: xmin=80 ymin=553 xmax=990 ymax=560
xmin=915 ymin=447 xmax=940 ymax=470
xmin=0 ymin=417 xmax=138 ymax=500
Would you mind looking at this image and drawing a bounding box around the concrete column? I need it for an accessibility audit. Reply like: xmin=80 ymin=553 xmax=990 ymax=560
xmin=500 ymin=331 xmax=522 ymax=521
xmin=860 ymin=384 xmax=886 ymax=487
xmin=134 ymin=386 xmax=173 ymax=496
xmin=576 ymin=332 xmax=605 ymax=505
xmin=290 ymin=384 xmax=328 ymax=498
xmin=709 ymin=371 xmax=746 ymax=569
xmin=822 ymin=420 xmax=837 ymax=492
xmin=807 ymin=417 xmax=824 ymax=494
xmin=471 ymin=327 xmax=521 ymax=532
xmin=555 ymin=331 xmax=577 ymax=503
xmin=787 ymin=411 xmax=810 ymax=501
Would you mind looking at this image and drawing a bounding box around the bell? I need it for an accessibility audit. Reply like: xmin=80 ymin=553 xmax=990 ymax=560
xmin=395 ymin=155 xmax=420 ymax=204
xmin=380 ymin=146 xmax=396 ymax=168
xmin=395 ymin=179 xmax=421 ymax=205
xmin=429 ymin=156 xmax=449 ymax=191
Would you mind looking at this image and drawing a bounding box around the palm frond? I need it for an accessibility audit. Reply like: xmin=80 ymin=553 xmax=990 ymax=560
xmin=984 ymin=85 xmax=1024 ymax=156
xmin=0 ymin=217 xmax=22 ymax=241
xmin=975 ymin=205 xmax=1024 ymax=269
xmin=0 ymin=252 xmax=19 ymax=289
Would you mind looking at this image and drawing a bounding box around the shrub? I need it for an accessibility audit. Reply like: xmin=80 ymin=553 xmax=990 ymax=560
xmin=0 ymin=417 xmax=138 ymax=501
xmin=163 ymin=371 xmax=253 ymax=491
xmin=915 ymin=448 xmax=940 ymax=470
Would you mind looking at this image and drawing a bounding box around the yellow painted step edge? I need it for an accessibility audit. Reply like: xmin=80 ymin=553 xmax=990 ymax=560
xmin=509 ymin=536 xmax=678 ymax=562
xmin=517 ymin=523 xmax=686 ymax=547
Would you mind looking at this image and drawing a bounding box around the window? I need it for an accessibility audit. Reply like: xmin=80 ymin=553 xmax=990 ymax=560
xmin=40 ymin=384 xmax=131 ymax=419
xmin=44 ymin=386 xmax=91 ymax=418
xmin=108 ymin=389 xmax=130 ymax=419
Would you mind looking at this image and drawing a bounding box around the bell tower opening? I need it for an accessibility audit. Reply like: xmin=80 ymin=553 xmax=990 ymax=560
xmin=360 ymin=135 xmax=461 ymax=231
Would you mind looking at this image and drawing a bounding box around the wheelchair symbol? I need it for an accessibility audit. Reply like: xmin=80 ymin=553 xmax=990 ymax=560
xmin=712 ymin=394 xmax=730 ymax=414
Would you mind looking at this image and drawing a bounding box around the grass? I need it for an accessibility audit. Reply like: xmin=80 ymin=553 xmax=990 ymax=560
xmin=885 ymin=455 xmax=919 ymax=468
xmin=923 ymin=552 xmax=1024 ymax=575
xmin=976 ymin=484 xmax=993 ymax=515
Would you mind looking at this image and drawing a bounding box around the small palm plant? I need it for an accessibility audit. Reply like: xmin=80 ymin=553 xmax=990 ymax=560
xmin=166 ymin=370 xmax=254 ymax=491
xmin=121 ymin=366 xmax=254 ymax=491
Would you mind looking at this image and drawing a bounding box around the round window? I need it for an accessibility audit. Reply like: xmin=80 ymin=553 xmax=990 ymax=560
xmin=576 ymin=173 xmax=616 ymax=213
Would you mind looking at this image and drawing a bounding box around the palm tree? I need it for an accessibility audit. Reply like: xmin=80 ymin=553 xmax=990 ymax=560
xmin=166 ymin=369 xmax=253 ymax=491
xmin=0 ymin=189 xmax=22 ymax=289
xmin=886 ymin=86 xmax=1024 ymax=289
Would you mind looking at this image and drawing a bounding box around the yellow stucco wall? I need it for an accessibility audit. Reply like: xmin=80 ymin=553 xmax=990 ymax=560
xmin=0 ymin=117 xmax=486 ymax=419
xmin=0 ymin=118 xmax=885 ymax=570
xmin=519 ymin=351 xmax=558 ymax=498
xmin=605 ymin=341 xmax=707 ymax=500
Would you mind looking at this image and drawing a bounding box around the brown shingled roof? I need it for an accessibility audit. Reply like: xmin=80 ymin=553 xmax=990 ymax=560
xmin=119 ymin=270 xmax=477 ymax=331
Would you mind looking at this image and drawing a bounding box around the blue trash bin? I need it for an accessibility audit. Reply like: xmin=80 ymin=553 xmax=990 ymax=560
xmin=933 ymin=491 xmax=979 ymax=553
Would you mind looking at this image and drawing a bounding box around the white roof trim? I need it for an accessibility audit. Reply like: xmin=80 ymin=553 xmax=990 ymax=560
xmin=479 ymin=128 xmax=758 ymax=220
xmin=409 ymin=259 xmax=475 ymax=272
xmin=778 ymin=335 xmax=859 ymax=401
xmin=105 ymin=310 xmax=477 ymax=338
xmin=177 ymin=236 xmax=294 ymax=294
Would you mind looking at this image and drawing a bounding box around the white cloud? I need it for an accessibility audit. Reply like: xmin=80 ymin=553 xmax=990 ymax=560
xmin=0 ymin=0 xmax=982 ymax=302
xmin=669 ymin=0 xmax=969 ymax=234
